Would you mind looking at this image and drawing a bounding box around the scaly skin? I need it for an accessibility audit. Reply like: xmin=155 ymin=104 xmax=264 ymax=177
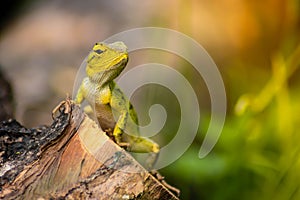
xmin=75 ymin=42 xmax=159 ymax=156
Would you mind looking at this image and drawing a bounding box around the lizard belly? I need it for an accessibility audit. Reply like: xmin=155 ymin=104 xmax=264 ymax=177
xmin=95 ymin=104 xmax=116 ymax=131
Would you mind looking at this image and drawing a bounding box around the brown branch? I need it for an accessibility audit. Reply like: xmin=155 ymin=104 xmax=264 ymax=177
xmin=0 ymin=100 xmax=180 ymax=200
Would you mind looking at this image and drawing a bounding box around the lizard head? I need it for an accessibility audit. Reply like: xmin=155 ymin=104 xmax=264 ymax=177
xmin=86 ymin=41 xmax=128 ymax=84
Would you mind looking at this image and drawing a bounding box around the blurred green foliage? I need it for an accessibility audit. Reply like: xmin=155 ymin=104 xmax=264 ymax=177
xmin=158 ymin=1 xmax=300 ymax=199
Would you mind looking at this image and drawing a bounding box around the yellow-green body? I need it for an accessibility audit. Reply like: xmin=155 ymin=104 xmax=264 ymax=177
xmin=75 ymin=42 xmax=159 ymax=154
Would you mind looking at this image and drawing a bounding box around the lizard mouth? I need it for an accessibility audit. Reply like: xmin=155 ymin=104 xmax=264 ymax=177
xmin=107 ymin=56 xmax=128 ymax=75
xmin=109 ymin=53 xmax=128 ymax=69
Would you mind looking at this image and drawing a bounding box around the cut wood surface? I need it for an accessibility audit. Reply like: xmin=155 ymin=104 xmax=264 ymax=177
xmin=0 ymin=100 xmax=180 ymax=200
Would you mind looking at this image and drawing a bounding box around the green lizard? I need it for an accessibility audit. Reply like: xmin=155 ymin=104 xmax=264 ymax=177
xmin=75 ymin=41 xmax=160 ymax=157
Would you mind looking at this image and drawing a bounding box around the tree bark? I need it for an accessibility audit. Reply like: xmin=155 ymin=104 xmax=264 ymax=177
xmin=0 ymin=99 xmax=180 ymax=200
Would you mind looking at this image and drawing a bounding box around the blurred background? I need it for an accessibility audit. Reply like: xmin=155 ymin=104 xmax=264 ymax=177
xmin=1 ymin=0 xmax=300 ymax=199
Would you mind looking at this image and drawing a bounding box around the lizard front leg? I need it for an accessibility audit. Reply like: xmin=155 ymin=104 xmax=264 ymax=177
xmin=74 ymin=83 xmax=94 ymax=115
xmin=112 ymin=111 xmax=129 ymax=146
xmin=74 ymin=84 xmax=85 ymax=104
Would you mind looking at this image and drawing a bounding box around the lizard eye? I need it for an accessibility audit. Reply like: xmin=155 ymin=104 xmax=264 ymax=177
xmin=94 ymin=49 xmax=104 ymax=54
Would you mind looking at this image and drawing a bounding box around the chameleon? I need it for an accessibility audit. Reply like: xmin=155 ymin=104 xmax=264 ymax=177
xmin=74 ymin=41 xmax=160 ymax=160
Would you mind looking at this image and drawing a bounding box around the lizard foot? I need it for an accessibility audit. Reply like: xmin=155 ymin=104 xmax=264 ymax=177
xmin=117 ymin=142 xmax=131 ymax=149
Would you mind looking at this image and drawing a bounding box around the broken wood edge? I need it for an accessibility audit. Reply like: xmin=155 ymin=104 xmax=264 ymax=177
xmin=1 ymin=100 xmax=180 ymax=200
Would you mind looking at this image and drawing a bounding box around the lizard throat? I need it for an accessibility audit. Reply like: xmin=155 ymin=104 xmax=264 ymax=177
xmin=88 ymin=58 xmax=127 ymax=85
xmin=89 ymin=68 xmax=122 ymax=86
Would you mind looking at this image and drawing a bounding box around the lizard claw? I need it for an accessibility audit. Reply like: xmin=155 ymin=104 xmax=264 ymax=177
xmin=117 ymin=142 xmax=131 ymax=149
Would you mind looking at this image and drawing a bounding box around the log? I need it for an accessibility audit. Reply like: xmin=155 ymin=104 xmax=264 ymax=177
xmin=0 ymin=99 xmax=180 ymax=200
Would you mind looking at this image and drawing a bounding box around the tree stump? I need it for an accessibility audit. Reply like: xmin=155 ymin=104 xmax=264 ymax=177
xmin=0 ymin=99 xmax=180 ymax=200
